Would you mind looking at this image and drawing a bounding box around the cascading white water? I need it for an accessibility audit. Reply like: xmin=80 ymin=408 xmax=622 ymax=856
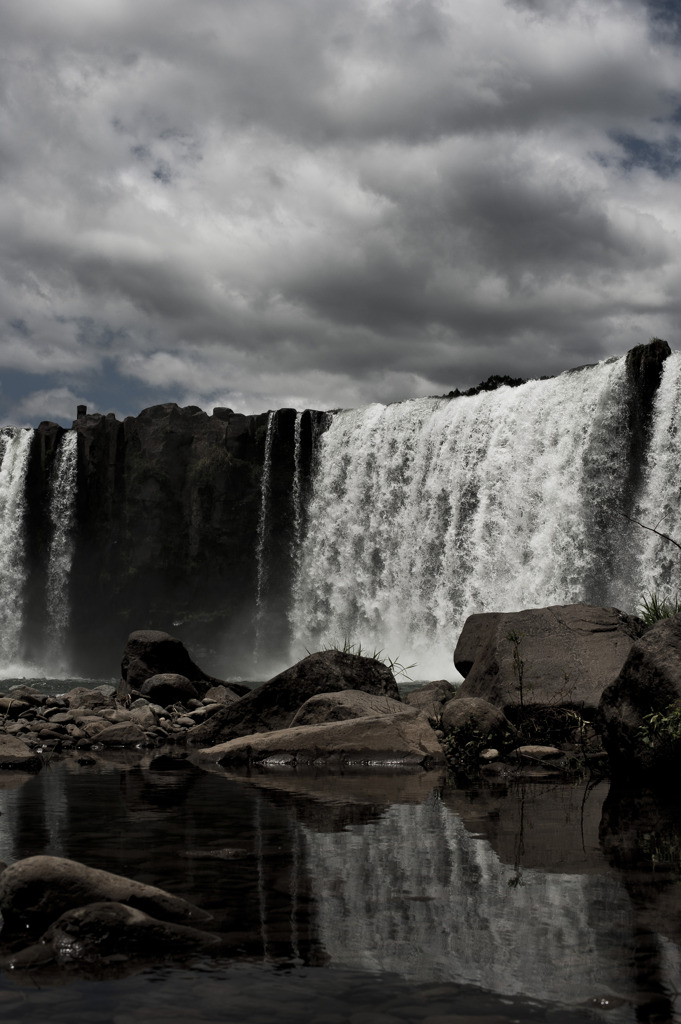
xmin=0 ymin=427 xmax=33 ymax=668
xmin=254 ymin=411 xmax=276 ymax=659
xmin=291 ymin=410 xmax=303 ymax=560
xmin=291 ymin=357 xmax=636 ymax=679
xmin=636 ymin=352 xmax=681 ymax=603
xmin=45 ymin=430 xmax=78 ymax=669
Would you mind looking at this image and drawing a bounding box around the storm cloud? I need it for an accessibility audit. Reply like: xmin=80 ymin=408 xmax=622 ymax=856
xmin=1 ymin=0 xmax=680 ymax=424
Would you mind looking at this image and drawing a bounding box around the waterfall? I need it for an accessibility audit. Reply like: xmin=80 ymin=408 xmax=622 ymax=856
xmin=291 ymin=411 xmax=303 ymax=561
xmin=636 ymin=351 xmax=681 ymax=604
xmin=46 ymin=430 xmax=78 ymax=669
xmin=254 ymin=411 xmax=276 ymax=659
xmin=291 ymin=357 xmax=639 ymax=679
xmin=0 ymin=428 xmax=33 ymax=667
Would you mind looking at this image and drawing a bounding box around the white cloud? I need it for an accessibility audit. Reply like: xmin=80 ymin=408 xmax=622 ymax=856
xmin=3 ymin=387 xmax=90 ymax=428
xmin=0 ymin=0 xmax=680 ymax=423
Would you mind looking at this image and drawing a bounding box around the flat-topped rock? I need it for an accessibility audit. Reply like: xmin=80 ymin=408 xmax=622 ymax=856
xmin=192 ymin=709 xmax=445 ymax=769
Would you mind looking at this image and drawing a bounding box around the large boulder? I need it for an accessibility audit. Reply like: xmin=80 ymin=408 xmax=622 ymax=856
xmin=456 ymin=604 xmax=644 ymax=713
xmin=0 ymin=855 xmax=211 ymax=936
xmin=598 ymin=614 xmax=681 ymax=777
xmin=290 ymin=689 xmax=406 ymax=727
xmin=192 ymin=709 xmax=445 ymax=768
xmin=186 ymin=650 xmax=400 ymax=746
xmin=118 ymin=630 xmax=224 ymax=698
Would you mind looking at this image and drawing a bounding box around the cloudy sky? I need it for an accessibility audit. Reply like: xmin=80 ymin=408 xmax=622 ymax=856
xmin=1 ymin=0 xmax=680 ymax=426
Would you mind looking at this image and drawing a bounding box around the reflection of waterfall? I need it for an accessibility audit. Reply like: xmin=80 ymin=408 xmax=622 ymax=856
xmin=291 ymin=358 xmax=638 ymax=678
xmin=300 ymin=796 xmax=634 ymax=1005
xmin=637 ymin=352 xmax=681 ymax=603
xmin=254 ymin=411 xmax=276 ymax=659
xmin=0 ymin=428 xmax=33 ymax=665
xmin=46 ymin=430 xmax=78 ymax=668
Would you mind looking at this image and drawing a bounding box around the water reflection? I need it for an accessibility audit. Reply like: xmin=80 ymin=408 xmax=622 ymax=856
xmin=0 ymin=756 xmax=679 ymax=1023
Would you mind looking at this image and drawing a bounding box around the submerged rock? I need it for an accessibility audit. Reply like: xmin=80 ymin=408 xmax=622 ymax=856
xmin=0 ymin=855 xmax=211 ymax=937
xmin=6 ymin=901 xmax=220 ymax=971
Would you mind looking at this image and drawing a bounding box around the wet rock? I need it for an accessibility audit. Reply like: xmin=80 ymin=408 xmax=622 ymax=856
xmin=62 ymin=688 xmax=116 ymax=713
xmin=598 ymin=613 xmax=681 ymax=777
xmin=6 ymin=901 xmax=221 ymax=971
xmin=193 ymin=709 xmax=446 ymax=768
xmin=0 ymin=736 xmax=42 ymax=772
xmin=118 ymin=629 xmax=222 ymax=698
xmin=5 ymin=687 xmax=47 ymax=707
xmin=0 ymin=855 xmax=212 ymax=936
xmin=187 ymin=650 xmax=400 ymax=747
xmin=129 ymin=705 xmax=158 ymax=730
xmin=456 ymin=603 xmax=643 ymax=713
xmin=175 ymin=716 xmax=196 ymax=728
xmin=140 ymin=673 xmax=199 ymax=708
xmin=290 ymin=689 xmax=407 ymax=727
xmin=204 ymin=684 xmax=242 ymax=705
xmin=403 ymin=680 xmax=457 ymax=722
xmin=83 ymin=722 xmax=147 ymax=747
xmin=441 ymin=696 xmax=514 ymax=747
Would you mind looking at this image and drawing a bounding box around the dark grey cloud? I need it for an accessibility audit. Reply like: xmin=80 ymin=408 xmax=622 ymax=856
xmin=0 ymin=0 xmax=680 ymax=424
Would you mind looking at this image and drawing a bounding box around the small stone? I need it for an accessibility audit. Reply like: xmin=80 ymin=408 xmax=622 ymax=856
xmin=50 ymin=712 xmax=74 ymax=725
xmin=511 ymin=745 xmax=564 ymax=761
xmin=479 ymin=747 xmax=499 ymax=762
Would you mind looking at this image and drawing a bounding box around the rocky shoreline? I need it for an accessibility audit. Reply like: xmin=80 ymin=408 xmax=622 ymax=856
xmin=1 ymin=600 xmax=681 ymax=979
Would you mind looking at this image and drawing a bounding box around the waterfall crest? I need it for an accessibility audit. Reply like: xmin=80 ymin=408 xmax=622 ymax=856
xmin=0 ymin=428 xmax=33 ymax=667
xmin=46 ymin=430 xmax=78 ymax=669
xmin=291 ymin=358 xmax=637 ymax=678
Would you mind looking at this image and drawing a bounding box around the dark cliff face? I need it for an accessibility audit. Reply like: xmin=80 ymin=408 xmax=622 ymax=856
xmin=55 ymin=404 xmax=323 ymax=677
xmin=14 ymin=338 xmax=673 ymax=679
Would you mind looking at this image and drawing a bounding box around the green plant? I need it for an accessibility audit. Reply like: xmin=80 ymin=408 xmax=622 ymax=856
xmin=313 ymin=637 xmax=417 ymax=681
xmin=506 ymin=629 xmax=526 ymax=720
xmin=441 ymin=720 xmax=516 ymax=775
xmin=639 ymin=592 xmax=681 ymax=627
xmin=638 ymin=702 xmax=681 ymax=755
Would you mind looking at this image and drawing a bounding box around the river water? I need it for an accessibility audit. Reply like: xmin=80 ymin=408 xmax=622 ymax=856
xmin=0 ymin=746 xmax=679 ymax=1024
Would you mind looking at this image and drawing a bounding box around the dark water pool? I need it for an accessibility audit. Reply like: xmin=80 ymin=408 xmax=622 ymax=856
xmin=0 ymin=752 xmax=680 ymax=1024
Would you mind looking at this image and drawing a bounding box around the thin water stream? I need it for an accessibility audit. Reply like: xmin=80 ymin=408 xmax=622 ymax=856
xmin=0 ymin=755 xmax=679 ymax=1024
